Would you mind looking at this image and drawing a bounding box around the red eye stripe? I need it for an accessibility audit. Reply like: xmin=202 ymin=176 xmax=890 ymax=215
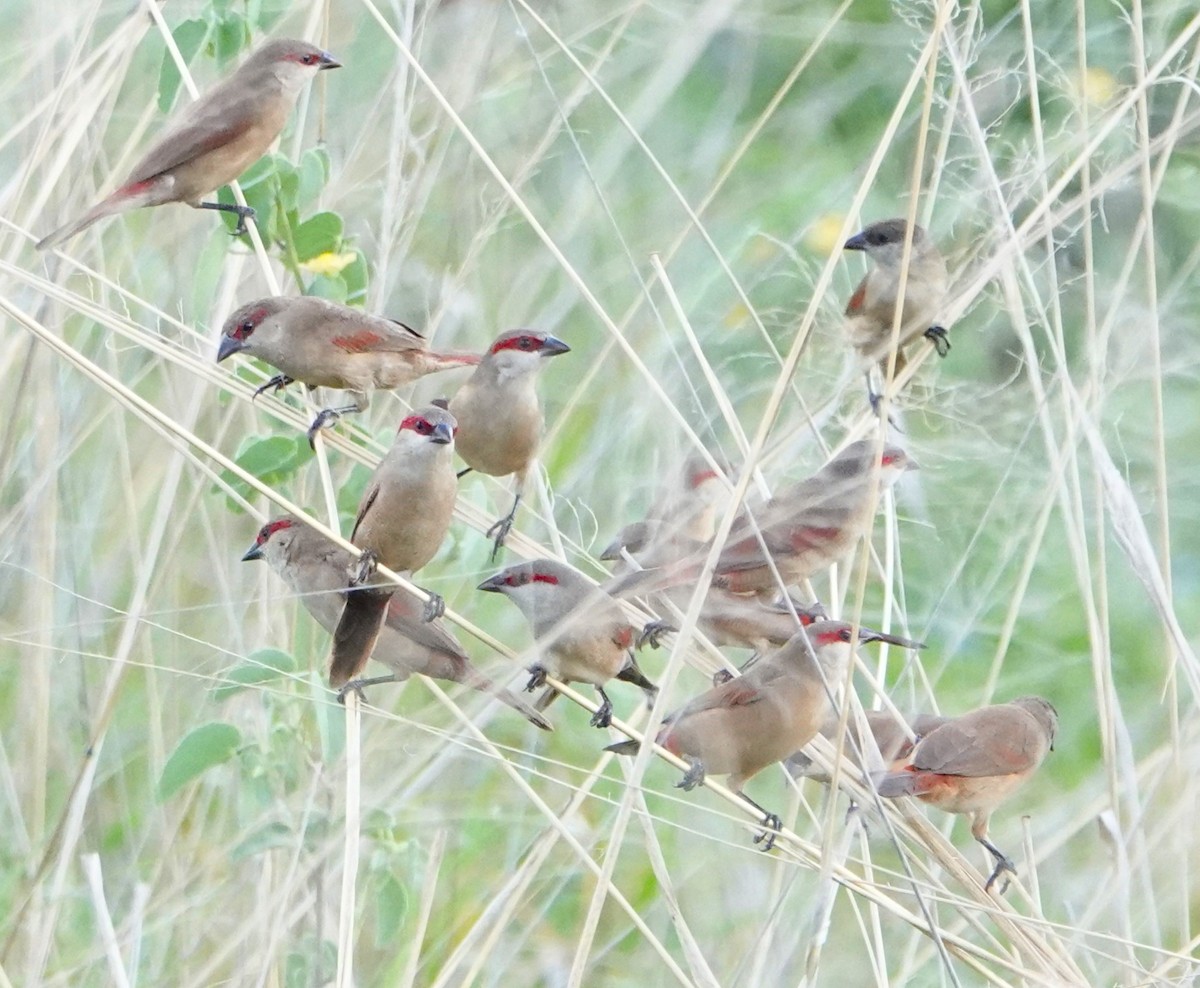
xmin=231 ymin=306 xmax=270 ymax=340
xmin=399 ymin=415 xmax=434 ymax=435
xmin=258 ymin=518 xmax=295 ymax=544
xmin=490 ymin=334 xmax=541 ymax=355
xmin=689 ymin=468 xmax=719 ymax=488
xmin=531 ymin=572 xmax=560 ymax=585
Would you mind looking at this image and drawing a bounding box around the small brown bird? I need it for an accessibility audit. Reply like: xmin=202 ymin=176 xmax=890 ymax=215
xmin=786 ymin=709 xmax=949 ymax=783
xmin=876 ymin=695 xmax=1058 ymax=891
xmin=606 ymin=621 xmax=920 ymax=849
xmin=448 ymin=329 xmax=570 ymax=559
xmin=242 ymin=516 xmax=551 ymax=728
xmin=216 ymin=296 xmax=479 ymax=444
xmin=477 ymin=558 xmax=658 ymax=729
xmin=842 ymin=219 xmax=949 ymax=407
xmin=611 ymin=440 xmax=913 ymax=601
xmin=36 ymin=39 xmax=340 ymax=250
xmin=329 ymin=404 xmax=459 ymax=687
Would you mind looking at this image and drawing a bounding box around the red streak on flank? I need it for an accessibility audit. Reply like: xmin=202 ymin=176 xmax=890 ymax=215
xmin=117 ymin=178 xmax=156 ymax=199
xmin=531 ymin=572 xmax=560 ymax=586
xmin=332 ymin=330 xmax=385 ymax=353
xmin=845 ymin=281 xmax=867 ymax=316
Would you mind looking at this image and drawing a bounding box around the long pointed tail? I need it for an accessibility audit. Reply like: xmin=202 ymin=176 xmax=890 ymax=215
xmin=330 ymin=588 xmax=392 ymax=687
xmin=36 ymin=193 xmax=133 ymax=251
xmin=456 ymin=666 xmax=553 ymax=731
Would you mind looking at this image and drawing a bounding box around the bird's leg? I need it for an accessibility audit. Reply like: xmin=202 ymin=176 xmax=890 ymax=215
xmin=865 ymin=372 xmax=882 ymax=416
xmin=524 ymin=666 xmax=548 ymax=694
xmin=252 ymin=374 xmax=293 ymax=401
xmin=417 ymin=588 xmax=445 ymax=622
xmin=734 ymin=790 xmax=784 ymax=852
xmin=638 ymin=620 xmax=676 ymax=649
xmin=456 ymin=466 xmax=474 ymax=479
xmin=351 ymin=549 xmax=379 ymax=587
xmin=675 ymin=758 xmax=706 ymax=792
xmin=198 ymin=200 xmax=256 ymax=236
xmin=924 ymin=325 xmax=951 ymax=357
xmin=307 ymin=404 xmax=363 ymax=449
xmin=336 ymin=674 xmax=399 ymax=704
xmin=711 ymin=669 xmax=735 ymax=686
xmin=589 ymin=686 xmax=614 ymax=729
xmin=978 ymin=836 xmax=1017 ymax=893
xmin=485 ymin=491 xmax=522 ymax=561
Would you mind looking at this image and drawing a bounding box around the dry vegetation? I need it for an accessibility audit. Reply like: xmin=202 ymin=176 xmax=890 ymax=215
xmin=3 ymin=0 xmax=1200 ymax=985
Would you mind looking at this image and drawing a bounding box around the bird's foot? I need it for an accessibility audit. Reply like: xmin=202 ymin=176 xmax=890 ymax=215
xmin=336 ymin=674 xmax=396 ymax=705
xmin=675 ymin=760 xmax=706 ymax=792
xmin=983 ymin=851 xmax=1017 ymax=894
xmin=637 ymin=620 xmax=676 ymax=649
xmin=925 ymin=325 xmax=951 ymax=357
xmin=524 ymin=667 xmax=548 ymax=694
xmin=252 ymin=374 xmax=293 ymax=401
xmin=589 ymin=690 xmax=614 ymax=729
xmin=420 ymin=592 xmax=445 ymax=622
xmin=352 ymin=550 xmax=378 ymax=587
xmin=711 ymin=669 xmax=735 ymax=687
xmin=307 ymin=408 xmax=342 ymax=449
xmin=753 ymin=813 xmax=784 ymax=852
xmin=485 ymin=513 xmax=515 ymax=561
xmin=231 ymin=205 xmax=256 ymax=237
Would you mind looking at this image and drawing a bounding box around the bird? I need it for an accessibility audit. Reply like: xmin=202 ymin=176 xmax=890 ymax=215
xmin=216 ymin=296 xmax=480 ymax=444
xmin=477 ymin=558 xmax=658 ymax=729
xmin=447 ymin=329 xmax=570 ymax=559
xmin=36 ymin=38 xmax=340 ymax=250
xmin=785 ymin=709 xmax=949 ymax=783
xmin=876 ymin=695 xmax=1058 ymax=892
xmin=842 ymin=218 xmax=949 ymax=408
xmin=328 ymin=404 xmax=459 ymax=687
xmin=241 ymin=515 xmax=552 ymax=728
xmin=606 ymin=621 xmax=921 ymax=849
xmin=610 ymin=440 xmax=913 ymax=602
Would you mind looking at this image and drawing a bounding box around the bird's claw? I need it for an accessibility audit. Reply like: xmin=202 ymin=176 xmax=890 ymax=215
xmin=712 ymin=669 xmax=735 ymax=687
xmin=252 ymin=374 xmax=293 ymax=401
xmin=352 ymin=550 xmax=378 ymax=587
xmin=421 ymin=592 xmax=445 ymax=622
xmin=589 ymin=695 xmax=614 ymax=729
xmin=337 ymin=680 xmax=369 ymax=705
xmin=637 ymin=620 xmax=676 ymax=649
xmin=676 ymin=761 xmax=706 ymax=792
xmin=984 ymin=856 xmax=1017 ymax=894
xmin=753 ymin=813 xmax=783 ymax=852
xmin=925 ymin=325 xmax=951 ymax=357
xmin=524 ymin=667 xmax=547 ymax=694
xmin=231 ymin=205 xmax=256 ymax=238
xmin=307 ymin=409 xmax=342 ymax=449
xmin=485 ymin=514 xmax=515 ymax=561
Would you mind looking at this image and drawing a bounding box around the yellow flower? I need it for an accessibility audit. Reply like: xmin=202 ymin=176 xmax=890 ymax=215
xmin=805 ymin=213 xmax=847 ymax=255
xmin=300 ymin=251 xmax=357 ymax=276
xmin=1077 ymin=67 xmax=1118 ymax=107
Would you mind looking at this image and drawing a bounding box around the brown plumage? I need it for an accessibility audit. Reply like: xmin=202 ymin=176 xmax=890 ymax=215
xmin=37 ymin=39 xmax=340 ymax=249
xmin=876 ymin=695 xmax=1058 ymax=891
xmin=328 ymin=405 xmax=459 ymax=686
xmin=785 ymin=709 xmax=949 ymax=783
xmin=242 ymin=516 xmax=551 ymax=728
xmin=478 ymin=558 xmax=658 ymax=729
xmin=447 ymin=329 xmax=570 ymax=558
xmin=607 ymin=621 xmax=921 ymax=849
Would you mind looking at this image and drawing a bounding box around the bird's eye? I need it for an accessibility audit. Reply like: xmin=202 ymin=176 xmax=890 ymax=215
xmin=301 ymin=54 xmax=317 ymax=65
xmin=238 ymin=319 xmax=255 ymax=337
xmin=840 ymin=629 xmax=852 ymax=641
xmin=881 ymin=453 xmax=895 ymax=466
xmin=414 ymin=419 xmax=432 ymax=435
xmin=518 ymin=336 xmax=538 ymax=350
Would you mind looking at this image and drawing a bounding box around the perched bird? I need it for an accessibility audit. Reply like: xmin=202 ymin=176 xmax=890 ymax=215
xmin=216 ymin=296 xmax=479 ymax=444
xmin=329 ymin=405 xmax=459 ymax=687
xmin=36 ymin=39 xmax=340 ymax=250
xmin=611 ymin=440 xmax=913 ymax=601
xmin=600 ymin=454 xmax=730 ymax=572
xmin=241 ymin=516 xmax=551 ymax=728
xmin=786 ymin=709 xmax=949 ymax=783
xmin=876 ymin=695 xmax=1058 ymax=891
xmin=842 ymin=219 xmax=949 ymax=406
xmin=477 ymin=558 xmax=658 ymax=729
xmin=606 ymin=621 xmax=920 ymax=849
xmin=447 ymin=329 xmax=570 ymax=559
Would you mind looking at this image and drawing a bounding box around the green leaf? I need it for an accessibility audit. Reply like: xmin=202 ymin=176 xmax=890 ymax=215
xmin=215 ymin=434 xmax=312 ymax=510
xmin=212 ymin=13 xmax=250 ymax=66
xmin=305 ymin=274 xmax=348 ymax=303
xmin=341 ymin=251 xmax=369 ymax=307
xmin=157 ymin=722 xmax=241 ymax=801
xmin=211 ymin=648 xmax=297 ymax=701
xmin=298 ymin=148 xmax=331 ymax=205
xmin=374 ymin=873 xmax=409 ymax=947
xmin=292 ymin=211 xmax=344 ymax=262
xmin=310 ymin=672 xmax=344 ymax=762
xmin=158 ymin=20 xmax=209 ymax=114
xmin=231 ymin=821 xmax=294 ymax=860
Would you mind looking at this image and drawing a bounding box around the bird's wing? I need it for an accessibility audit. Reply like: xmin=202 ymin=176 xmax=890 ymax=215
xmin=845 ymin=275 xmax=869 ymax=316
xmin=912 ymin=711 xmax=1044 ymax=777
xmin=384 ymin=592 xmax=466 ymax=656
xmin=125 ymin=79 xmax=267 ymax=186
xmin=324 ymin=311 xmax=426 ymax=355
xmin=350 ymin=484 xmax=380 ymax=542
xmin=673 ymin=679 xmax=765 ymax=721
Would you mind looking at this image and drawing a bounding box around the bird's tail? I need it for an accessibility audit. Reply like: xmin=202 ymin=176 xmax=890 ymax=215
xmin=604 ymin=739 xmax=640 ymax=756
xmin=457 ymin=667 xmax=554 ymax=731
xmin=616 ymin=657 xmax=659 ymax=705
xmin=427 ymin=351 xmax=483 ymax=372
xmin=874 ymin=768 xmax=919 ymax=798
xmin=532 ymin=686 xmax=561 ymax=713
xmin=329 ymin=587 xmax=392 ymax=687
xmin=35 ymin=180 xmax=155 ymax=251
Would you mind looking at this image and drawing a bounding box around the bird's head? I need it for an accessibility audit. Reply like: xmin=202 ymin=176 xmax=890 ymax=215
xmin=217 ymin=298 xmax=291 ymax=363
xmin=395 ymin=405 xmax=457 ymax=453
xmin=242 ymin=516 xmax=300 ymax=566
xmin=844 ymin=218 xmax=929 ymax=268
xmin=254 ymin=39 xmax=341 ymax=89
xmin=482 ymin=330 xmax=570 ymax=381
